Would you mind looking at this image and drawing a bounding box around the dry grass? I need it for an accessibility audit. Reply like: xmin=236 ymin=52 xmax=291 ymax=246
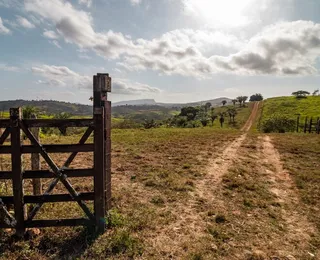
xmin=0 ymin=128 xmax=239 ymax=259
xmin=1 ymin=112 xmax=319 ymax=259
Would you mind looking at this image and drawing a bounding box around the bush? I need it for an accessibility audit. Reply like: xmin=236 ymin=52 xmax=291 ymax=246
xmin=260 ymin=115 xmax=296 ymax=133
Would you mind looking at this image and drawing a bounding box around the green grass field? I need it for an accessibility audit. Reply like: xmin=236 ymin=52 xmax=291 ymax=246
xmin=258 ymin=96 xmax=320 ymax=132
xmin=261 ymin=96 xmax=320 ymax=120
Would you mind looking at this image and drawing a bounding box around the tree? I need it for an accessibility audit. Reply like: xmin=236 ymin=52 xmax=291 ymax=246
xmin=209 ymin=107 xmax=217 ymax=126
xmin=249 ymin=93 xmax=263 ymax=102
xmin=219 ymin=113 xmax=225 ymax=127
xmin=292 ymin=90 xmax=310 ymax=99
xmin=232 ymin=99 xmax=237 ymax=106
xmin=237 ymin=96 xmax=248 ymax=107
xmin=236 ymin=96 xmax=243 ymax=107
xmin=227 ymin=108 xmax=237 ymax=123
xmin=54 ymin=112 xmax=72 ymax=135
xmin=197 ymin=107 xmax=209 ymax=127
xmin=204 ymin=102 xmax=211 ymax=112
xmin=179 ymin=106 xmax=199 ymax=121
xmin=312 ymin=89 xmax=319 ymax=96
xmin=22 ymin=105 xmax=38 ymax=119
xmin=242 ymin=96 xmax=248 ymax=106
xmin=221 ymin=100 xmax=227 ymax=106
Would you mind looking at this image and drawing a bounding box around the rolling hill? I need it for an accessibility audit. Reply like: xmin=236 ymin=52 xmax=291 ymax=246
xmin=0 ymin=100 xmax=92 ymax=116
xmin=0 ymin=97 xmax=234 ymax=116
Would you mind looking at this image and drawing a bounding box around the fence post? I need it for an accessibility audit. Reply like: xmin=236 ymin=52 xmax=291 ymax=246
xmin=304 ymin=117 xmax=308 ymax=133
xmin=10 ymin=108 xmax=25 ymax=237
xmin=93 ymin=74 xmax=106 ymax=233
xmin=30 ymin=114 xmax=41 ymax=195
xmin=309 ymin=117 xmax=313 ymax=133
xmin=296 ymin=115 xmax=300 ymax=132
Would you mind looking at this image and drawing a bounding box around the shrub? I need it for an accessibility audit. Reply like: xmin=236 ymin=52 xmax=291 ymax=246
xmin=260 ymin=115 xmax=296 ymax=133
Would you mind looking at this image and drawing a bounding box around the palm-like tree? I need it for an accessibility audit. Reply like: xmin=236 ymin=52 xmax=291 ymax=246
xmin=232 ymin=99 xmax=237 ymax=106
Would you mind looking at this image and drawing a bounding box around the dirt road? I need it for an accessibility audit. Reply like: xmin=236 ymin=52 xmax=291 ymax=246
xmin=148 ymin=101 xmax=316 ymax=259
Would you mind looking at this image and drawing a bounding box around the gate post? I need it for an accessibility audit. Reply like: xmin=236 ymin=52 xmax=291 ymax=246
xmin=93 ymin=73 xmax=111 ymax=233
xmin=10 ymin=108 xmax=25 ymax=236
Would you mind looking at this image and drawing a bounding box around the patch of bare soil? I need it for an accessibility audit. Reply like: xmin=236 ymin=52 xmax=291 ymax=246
xmin=259 ymin=135 xmax=316 ymax=258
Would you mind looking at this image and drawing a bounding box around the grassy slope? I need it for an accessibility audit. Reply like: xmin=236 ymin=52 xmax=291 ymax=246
xmin=212 ymin=103 xmax=252 ymax=129
xmin=261 ymin=96 xmax=320 ymax=120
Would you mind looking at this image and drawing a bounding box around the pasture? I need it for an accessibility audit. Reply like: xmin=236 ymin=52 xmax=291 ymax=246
xmin=0 ymin=101 xmax=319 ymax=259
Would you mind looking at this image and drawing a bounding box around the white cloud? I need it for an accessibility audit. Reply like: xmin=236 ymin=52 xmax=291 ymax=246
xmin=113 ymin=79 xmax=160 ymax=95
xmin=78 ymin=0 xmax=92 ymax=8
xmin=212 ymin=21 xmax=320 ymax=75
xmin=43 ymin=30 xmax=59 ymax=39
xmin=0 ymin=17 xmax=10 ymax=34
xmin=25 ymin=0 xmax=320 ymax=77
xmin=0 ymin=64 xmax=19 ymax=72
xmin=51 ymin=40 xmax=62 ymax=48
xmin=16 ymin=16 xmax=35 ymax=29
xmin=25 ymin=0 xmax=133 ymax=59
xmin=31 ymin=65 xmax=160 ymax=95
xmin=130 ymin=0 xmax=142 ymax=5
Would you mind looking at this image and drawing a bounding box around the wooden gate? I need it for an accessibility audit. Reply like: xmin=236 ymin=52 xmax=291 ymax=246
xmin=0 ymin=73 xmax=111 ymax=235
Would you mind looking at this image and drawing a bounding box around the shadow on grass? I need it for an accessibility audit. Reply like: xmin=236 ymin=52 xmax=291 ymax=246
xmin=38 ymin=226 xmax=100 ymax=258
xmin=0 ymin=226 xmax=101 ymax=259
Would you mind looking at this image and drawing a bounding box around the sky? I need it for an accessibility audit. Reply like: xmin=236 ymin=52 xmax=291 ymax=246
xmin=0 ymin=0 xmax=320 ymax=104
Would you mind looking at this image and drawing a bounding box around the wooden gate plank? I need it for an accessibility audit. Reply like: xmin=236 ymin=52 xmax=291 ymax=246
xmin=0 ymin=128 xmax=10 ymax=145
xmin=10 ymin=108 xmax=25 ymax=236
xmin=1 ymin=192 xmax=94 ymax=204
xmin=26 ymin=218 xmax=92 ymax=228
xmin=63 ymin=126 xmax=94 ymax=168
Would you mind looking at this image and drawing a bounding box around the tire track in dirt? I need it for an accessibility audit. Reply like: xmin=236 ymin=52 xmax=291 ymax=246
xmin=259 ymin=135 xmax=316 ymax=257
xmin=151 ymin=102 xmax=259 ymax=256
xmin=202 ymin=101 xmax=260 ymax=186
xmin=148 ymin=103 xmax=261 ymax=257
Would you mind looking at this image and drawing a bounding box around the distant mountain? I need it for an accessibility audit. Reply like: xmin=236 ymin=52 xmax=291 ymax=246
xmin=113 ymin=98 xmax=233 ymax=108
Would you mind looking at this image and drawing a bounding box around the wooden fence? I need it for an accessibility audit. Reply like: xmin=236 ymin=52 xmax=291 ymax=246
xmin=0 ymin=73 xmax=111 ymax=235
xmin=296 ymin=115 xmax=320 ymax=134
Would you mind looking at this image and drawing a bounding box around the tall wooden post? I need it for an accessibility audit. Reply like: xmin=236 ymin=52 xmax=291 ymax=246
xmin=10 ymin=108 xmax=25 ymax=237
xmin=93 ymin=73 xmax=111 ymax=233
xmin=296 ymin=115 xmax=300 ymax=132
xmin=304 ymin=117 xmax=308 ymax=133
xmin=30 ymin=114 xmax=41 ymax=195
xmin=309 ymin=117 xmax=313 ymax=133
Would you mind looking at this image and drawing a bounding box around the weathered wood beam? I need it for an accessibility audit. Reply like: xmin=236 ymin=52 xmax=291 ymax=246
xmin=1 ymin=192 xmax=94 ymax=204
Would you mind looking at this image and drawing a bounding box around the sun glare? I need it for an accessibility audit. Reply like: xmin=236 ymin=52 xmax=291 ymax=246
xmin=185 ymin=0 xmax=254 ymax=27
